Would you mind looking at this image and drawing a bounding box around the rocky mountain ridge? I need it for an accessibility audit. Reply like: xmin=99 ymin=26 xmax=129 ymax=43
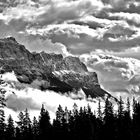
xmin=0 ymin=37 xmax=115 ymax=99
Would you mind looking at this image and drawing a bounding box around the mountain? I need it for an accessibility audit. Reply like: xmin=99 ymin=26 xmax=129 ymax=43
xmin=0 ymin=37 xmax=116 ymax=100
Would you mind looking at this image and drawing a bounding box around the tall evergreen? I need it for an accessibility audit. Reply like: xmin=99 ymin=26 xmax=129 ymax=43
xmin=97 ymin=99 xmax=102 ymax=120
xmin=104 ymin=97 xmax=114 ymax=122
xmin=6 ymin=115 xmax=15 ymax=140
xmin=23 ymin=109 xmax=32 ymax=139
xmin=32 ymin=116 xmax=39 ymax=140
xmin=39 ymin=104 xmax=51 ymax=140
xmin=55 ymin=105 xmax=65 ymax=125
xmin=118 ymin=96 xmax=124 ymax=118
xmin=16 ymin=111 xmax=24 ymax=135
xmin=0 ymin=89 xmax=6 ymax=139
xmin=53 ymin=105 xmax=66 ymax=140
xmin=123 ymin=98 xmax=132 ymax=140
xmin=116 ymin=96 xmax=126 ymax=140
xmin=16 ymin=110 xmax=32 ymax=140
xmin=132 ymin=98 xmax=140 ymax=139
xmin=103 ymin=97 xmax=115 ymax=140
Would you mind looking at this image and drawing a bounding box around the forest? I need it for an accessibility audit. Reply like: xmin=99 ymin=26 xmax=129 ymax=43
xmin=0 ymin=89 xmax=140 ymax=140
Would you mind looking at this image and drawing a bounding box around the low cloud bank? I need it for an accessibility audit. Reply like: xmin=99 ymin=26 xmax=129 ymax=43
xmin=0 ymin=72 xmax=100 ymax=121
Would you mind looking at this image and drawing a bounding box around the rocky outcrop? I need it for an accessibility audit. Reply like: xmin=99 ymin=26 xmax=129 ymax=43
xmin=0 ymin=37 xmax=113 ymax=98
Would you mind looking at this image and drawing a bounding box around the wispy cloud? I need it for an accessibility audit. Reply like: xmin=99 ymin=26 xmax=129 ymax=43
xmin=80 ymin=53 xmax=140 ymax=96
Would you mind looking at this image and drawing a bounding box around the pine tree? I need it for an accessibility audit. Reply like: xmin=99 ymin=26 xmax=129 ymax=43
xmin=23 ymin=109 xmax=31 ymax=127
xmin=56 ymin=105 xmax=65 ymax=125
xmin=104 ymin=97 xmax=114 ymax=122
xmin=16 ymin=111 xmax=24 ymax=139
xmin=0 ymin=89 xmax=6 ymax=139
xmin=16 ymin=109 xmax=32 ymax=140
xmin=72 ymin=103 xmax=78 ymax=119
xmin=39 ymin=104 xmax=51 ymax=139
xmin=23 ymin=109 xmax=32 ymax=139
xmin=118 ymin=96 xmax=124 ymax=118
xmin=103 ymin=97 xmax=115 ymax=140
xmin=97 ymin=99 xmax=102 ymax=120
xmin=132 ymin=98 xmax=140 ymax=139
xmin=32 ymin=116 xmax=39 ymax=140
xmin=6 ymin=115 xmax=15 ymax=140
xmin=127 ymin=97 xmax=131 ymax=114
xmin=16 ymin=112 xmax=24 ymax=129
xmin=123 ymin=98 xmax=132 ymax=140
xmin=117 ymin=96 xmax=126 ymax=140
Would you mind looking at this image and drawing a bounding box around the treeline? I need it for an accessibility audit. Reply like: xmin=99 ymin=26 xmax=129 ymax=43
xmin=0 ymin=90 xmax=140 ymax=140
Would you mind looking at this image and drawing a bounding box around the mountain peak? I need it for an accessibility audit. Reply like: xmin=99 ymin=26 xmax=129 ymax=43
xmin=0 ymin=37 xmax=114 ymax=99
xmin=0 ymin=36 xmax=18 ymax=44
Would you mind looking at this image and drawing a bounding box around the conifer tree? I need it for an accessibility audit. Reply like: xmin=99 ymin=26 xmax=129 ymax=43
xmin=0 ymin=89 xmax=6 ymax=139
xmin=118 ymin=96 xmax=124 ymax=118
xmin=132 ymin=98 xmax=140 ymax=139
xmin=23 ymin=109 xmax=32 ymax=139
xmin=104 ymin=97 xmax=114 ymax=122
xmin=103 ymin=97 xmax=115 ymax=140
xmin=56 ymin=105 xmax=65 ymax=125
xmin=126 ymin=97 xmax=131 ymax=114
xmin=32 ymin=116 xmax=39 ymax=140
xmin=97 ymin=99 xmax=102 ymax=120
xmin=123 ymin=98 xmax=132 ymax=140
xmin=6 ymin=115 xmax=15 ymax=140
xmin=16 ymin=111 xmax=24 ymax=134
xmin=39 ymin=104 xmax=51 ymax=139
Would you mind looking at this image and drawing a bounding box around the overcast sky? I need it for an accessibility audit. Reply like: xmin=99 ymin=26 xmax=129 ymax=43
xmin=0 ymin=0 xmax=140 ymax=98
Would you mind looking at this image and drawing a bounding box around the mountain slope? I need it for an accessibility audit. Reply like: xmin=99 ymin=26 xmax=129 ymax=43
xmin=0 ymin=37 xmax=115 ymax=99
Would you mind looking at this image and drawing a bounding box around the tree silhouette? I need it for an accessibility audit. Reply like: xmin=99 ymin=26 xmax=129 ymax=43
xmin=1 ymin=95 xmax=140 ymax=140
xmin=16 ymin=111 xmax=24 ymax=138
xmin=132 ymin=98 xmax=140 ymax=139
xmin=32 ymin=116 xmax=39 ymax=140
xmin=123 ymin=98 xmax=133 ymax=140
xmin=6 ymin=115 xmax=15 ymax=140
xmin=39 ymin=104 xmax=51 ymax=140
xmin=0 ymin=89 xmax=6 ymax=139
xmin=23 ymin=109 xmax=32 ymax=140
xmin=103 ymin=97 xmax=116 ymax=140
xmin=97 ymin=99 xmax=102 ymax=120
xmin=118 ymin=96 xmax=124 ymax=118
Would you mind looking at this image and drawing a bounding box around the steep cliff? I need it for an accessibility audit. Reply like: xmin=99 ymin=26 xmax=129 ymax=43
xmin=0 ymin=37 xmax=113 ymax=99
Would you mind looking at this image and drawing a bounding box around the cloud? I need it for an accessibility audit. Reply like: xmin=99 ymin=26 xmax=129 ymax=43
xmin=110 ymin=0 xmax=127 ymax=9
xmin=0 ymin=0 xmax=139 ymax=57
xmin=18 ymin=34 xmax=71 ymax=56
xmin=26 ymin=23 xmax=99 ymax=39
xmin=6 ymin=93 xmax=40 ymax=111
xmin=0 ymin=20 xmax=70 ymax=56
xmin=109 ymin=12 xmax=140 ymax=25
xmin=102 ymin=46 xmax=140 ymax=60
xmin=26 ymin=20 xmax=140 ymax=55
xmin=110 ymin=1 xmax=140 ymax=13
xmin=0 ymin=0 xmax=105 ymax=26
xmin=80 ymin=53 xmax=140 ymax=96
xmin=0 ymin=73 xmax=100 ymax=121
xmin=102 ymin=0 xmax=138 ymax=11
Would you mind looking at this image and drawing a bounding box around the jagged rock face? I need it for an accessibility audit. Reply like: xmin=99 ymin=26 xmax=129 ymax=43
xmin=53 ymin=71 xmax=99 ymax=88
xmin=0 ymin=37 xmax=110 ymax=98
